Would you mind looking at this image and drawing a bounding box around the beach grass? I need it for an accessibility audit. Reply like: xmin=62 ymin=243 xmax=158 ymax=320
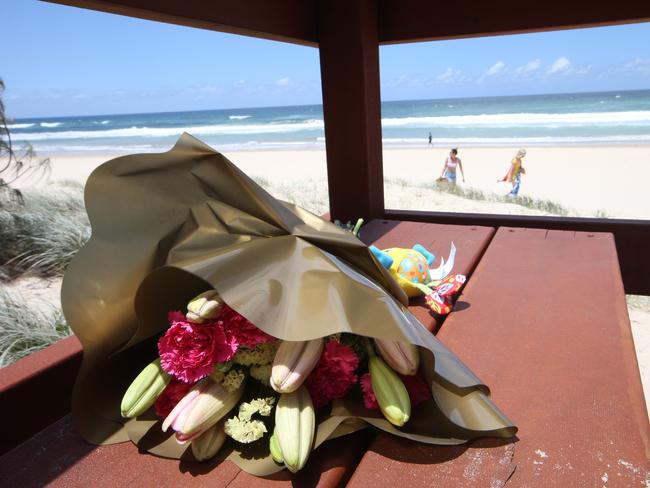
xmin=627 ymin=295 xmax=650 ymax=311
xmin=252 ymin=176 xmax=331 ymax=216
xmin=383 ymin=177 xmax=580 ymax=217
xmin=0 ymin=180 xmax=90 ymax=279
xmin=250 ymin=175 xmax=580 ymax=218
xmin=0 ymin=287 xmax=70 ymax=367
xmin=416 ymin=178 xmax=572 ymax=216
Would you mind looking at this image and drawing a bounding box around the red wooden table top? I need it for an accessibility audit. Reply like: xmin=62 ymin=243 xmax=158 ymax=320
xmin=348 ymin=227 xmax=650 ymax=487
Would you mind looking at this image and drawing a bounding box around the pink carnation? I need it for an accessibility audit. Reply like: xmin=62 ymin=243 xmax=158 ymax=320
xmin=305 ymin=341 xmax=359 ymax=409
xmin=219 ymin=305 xmax=276 ymax=348
xmin=360 ymin=371 xmax=431 ymax=411
xmin=154 ymin=379 xmax=192 ymax=418
xmin=360 ymin=373 xmax=379 ymax=409
xmin=158 ymin=311 xmax=237 ymax=383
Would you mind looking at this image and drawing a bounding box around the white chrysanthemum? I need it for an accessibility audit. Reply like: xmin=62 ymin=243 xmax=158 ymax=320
xmin=224 ymin=417 xmax=268 ymax=444
xmin=250 ymin=364 xmax=272 ymax=385
xmin=233 ymin=342 xmax=278 ymax=366
xmin=221 ymin=369 xmax=246 ymax=392
xmin=238 ymin=397 xmax=276 ymax=421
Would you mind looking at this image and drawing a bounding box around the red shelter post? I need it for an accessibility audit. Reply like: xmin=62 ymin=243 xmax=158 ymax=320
xmin=318 ymin=0 xmax=385 ymax=222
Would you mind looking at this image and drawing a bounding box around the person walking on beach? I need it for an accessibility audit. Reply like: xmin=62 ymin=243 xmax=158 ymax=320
xmin=439 ymin=148 xmax=465 ymax=185
xmin=498 ymin=148 xmax=526 ymax=197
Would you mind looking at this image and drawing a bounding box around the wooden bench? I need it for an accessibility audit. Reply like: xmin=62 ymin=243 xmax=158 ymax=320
xmin=1 ymin=221 xmax=648 ymax=486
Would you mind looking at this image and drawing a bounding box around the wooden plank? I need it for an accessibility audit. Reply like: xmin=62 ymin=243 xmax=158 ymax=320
xmin=0 ymin=335 xmax=82 ymax=455
xmin=42 ymin=0 xmax=318 ymax=46
xmin=0 ymin=416 xmax=243 ymax=488
xmin=348 ymin=227 xmax=650 ymax=486
xmin=377 ymin=0 xmax=650 ymax=44
xmin=318 ymin=0 xmax=385 ymax=222
xmin=0 ymin=220 xmax=493 ymax=486
xmin=359 ymin=219 xmax=495 ymax=332
xmin=385 ymin=209 xmax=650 ymax=296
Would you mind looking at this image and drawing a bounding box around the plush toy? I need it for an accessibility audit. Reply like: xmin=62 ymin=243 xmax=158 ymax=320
xmin=369 ymin=243 xmax=466 ymax=315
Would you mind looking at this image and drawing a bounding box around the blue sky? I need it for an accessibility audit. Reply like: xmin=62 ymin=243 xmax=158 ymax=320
xmin=3 ymin=0 xmax=650 ymax=118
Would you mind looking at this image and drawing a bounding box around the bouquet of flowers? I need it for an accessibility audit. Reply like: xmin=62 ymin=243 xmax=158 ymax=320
xmin=120 ymin=290 xmax=438 ymax=472
xmin=62 ymin=134 xmax=516 ymax=476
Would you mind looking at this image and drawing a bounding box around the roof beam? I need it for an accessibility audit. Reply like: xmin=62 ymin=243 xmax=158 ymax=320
xmin=43 ymin=0 xmax=650 ymax=46
xmin=377 ymin=0 xmax=650 ymax=44
xmin=41 ymin=0 xmax=318 ymax=46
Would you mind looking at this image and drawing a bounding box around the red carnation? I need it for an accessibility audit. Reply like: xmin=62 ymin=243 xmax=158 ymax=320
xmin=400 ymin=373 xmax=431 ymax=407
xmin=154 ymin=379 xmax=192 ymax=418
xmin=305 ymin=341 xmax=359 ymax=409
xmin=360 ymin=371 xmax=431 ymax=411
xmin=158 ymin=311 xmax=237 ymax=383
xmin=360 ymin=373 xmax=379 ymax=409
xmin=219 ymin=305 xmax=276 ymax=348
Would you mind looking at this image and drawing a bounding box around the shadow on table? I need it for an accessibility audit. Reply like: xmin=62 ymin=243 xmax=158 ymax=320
xmin=179 ymin=429 xmax=374 ymax=487
xmin=367 ymin=432 xmax=519 ymax=466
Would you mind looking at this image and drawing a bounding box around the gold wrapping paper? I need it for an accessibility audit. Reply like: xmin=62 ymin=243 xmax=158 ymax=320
xmin=62 ymin=133 xmax=516 ymax=475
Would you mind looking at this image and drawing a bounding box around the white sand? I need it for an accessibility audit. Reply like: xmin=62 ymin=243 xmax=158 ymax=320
xmin=384 ymin=146 xmax=650 ymax=219
xmin=17 ymin=145 xmax=650 ymax=219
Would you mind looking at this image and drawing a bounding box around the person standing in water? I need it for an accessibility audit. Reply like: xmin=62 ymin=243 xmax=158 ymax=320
xmin=428 ymin=132 xmax=433 ymax=145
xmin=439 ymin=148 xmax=465 ymax=185
xmin=498 ymin=148 xmax=527 ymax=197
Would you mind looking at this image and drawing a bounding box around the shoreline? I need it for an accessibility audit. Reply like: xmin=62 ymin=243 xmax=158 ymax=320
xmin=33 ymin=142 xmax=650 ymax=158
xmin=13 ymin=144 xmax=650 ymax=220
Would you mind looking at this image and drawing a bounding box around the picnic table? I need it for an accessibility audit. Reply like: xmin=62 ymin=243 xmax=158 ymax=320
xmin=1 ymin=219 xmax=648 ymax=487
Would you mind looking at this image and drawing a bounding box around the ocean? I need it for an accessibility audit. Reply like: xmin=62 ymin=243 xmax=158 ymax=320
xmin=8 ymin=89 xmax=650 ymax=154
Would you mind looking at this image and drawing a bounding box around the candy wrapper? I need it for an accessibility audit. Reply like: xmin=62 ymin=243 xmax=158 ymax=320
xmin=62 ymin=133 xmax=516 ymax=476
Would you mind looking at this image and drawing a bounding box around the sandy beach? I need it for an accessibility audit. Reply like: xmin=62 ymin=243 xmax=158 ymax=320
xmin=19 ymin=145 xmax=650 ymax=219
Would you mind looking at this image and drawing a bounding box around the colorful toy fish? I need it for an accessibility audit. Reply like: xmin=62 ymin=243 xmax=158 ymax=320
xmin=369 ymin=243 xmax=466 ymax=315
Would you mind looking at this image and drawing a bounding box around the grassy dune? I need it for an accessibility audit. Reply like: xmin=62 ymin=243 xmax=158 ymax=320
xmin=0 ymin=287 xmax=69 ymax=367
xmin=0 ymin=180 xmax=90 ymax=279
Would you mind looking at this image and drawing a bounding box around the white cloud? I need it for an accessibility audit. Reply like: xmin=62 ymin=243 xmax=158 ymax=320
xmin=486 ymin=61 xmax=506 ymax=76
xmin=436 ymin=67 xmax=463 ymax=84
xmin=275 ymin=77 xmax=291 ymax=87
xmin=624 ymin=58 xmax=650 ymax=74
xmin=384 ymin=74 xmax=427 ymax=88
xmin=547 ymin=57 xmax=572 ymax=75
xmin=515 ymin=59 xmax=541 ymax=75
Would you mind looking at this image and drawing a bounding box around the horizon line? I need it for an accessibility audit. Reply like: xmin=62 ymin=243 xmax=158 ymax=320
xmin=11 ymin=87 xmax=650 ymax=121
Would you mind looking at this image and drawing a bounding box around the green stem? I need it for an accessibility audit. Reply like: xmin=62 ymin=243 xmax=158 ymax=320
xmin=352 ymin=218 xmax=364 ymax=236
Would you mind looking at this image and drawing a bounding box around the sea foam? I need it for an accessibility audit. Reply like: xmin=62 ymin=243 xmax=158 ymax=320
xmin=381 ymin=111 xmax=650 ymax=128
xmin=7 ymin=123 xmax=35 ymax=129
xmin=12 ymin=119 xmax=325 ymax=141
